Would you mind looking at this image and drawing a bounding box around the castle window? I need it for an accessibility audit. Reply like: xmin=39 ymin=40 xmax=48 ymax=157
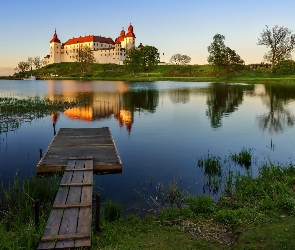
xmin=70 ymin=56 xmax=71 ymax=58
xmin=73 ymin=49 xmax=75 ymax=53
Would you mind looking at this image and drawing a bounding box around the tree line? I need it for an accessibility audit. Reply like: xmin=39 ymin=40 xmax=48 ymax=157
xmin=14 ymin=25 xmax=295 ymax=78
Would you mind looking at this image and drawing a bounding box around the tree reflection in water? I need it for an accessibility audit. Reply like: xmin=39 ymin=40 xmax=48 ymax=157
xmin=257 ymin=84 xmax=295 ymax=134
xmin=206 ymin=83 xmax=253 ymax=129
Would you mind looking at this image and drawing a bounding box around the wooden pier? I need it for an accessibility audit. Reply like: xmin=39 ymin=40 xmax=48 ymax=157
xmin=37 ymin=127 xmax=122 ymax=174
xmin=37 ymin=127 xmax=122 ymax=249
xmin=38 ymin=157 xmax=93 ymax=249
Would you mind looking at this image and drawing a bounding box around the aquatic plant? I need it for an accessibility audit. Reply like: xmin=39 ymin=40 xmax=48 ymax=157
xmin=197 ymin=154 xmax=222 ymax=177
xmin=102 ymin=200 xmax=122 ymax=222
xmin=230 ymin=147 xmax=252 ymax=168
xmin=0 ymin=97 xmax=89 ymax=133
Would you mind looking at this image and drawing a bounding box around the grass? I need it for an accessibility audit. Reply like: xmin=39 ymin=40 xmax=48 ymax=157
xmin=1 ymin=154 xmax=295 ymax=249
xmin=0 ymin=172 xmax=60 ymax=249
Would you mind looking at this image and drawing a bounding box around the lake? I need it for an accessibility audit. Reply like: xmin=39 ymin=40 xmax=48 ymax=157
xmin=1 ymin=80 xmax=295 ymax=212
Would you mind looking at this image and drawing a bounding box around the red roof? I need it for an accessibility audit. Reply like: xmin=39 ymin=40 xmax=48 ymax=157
xmin=50 ymin=31 xmax=61 ymax=43
xmin=64 ymin=35 xmax=115 ymax=46
xmin=124 ymin=23 xmax=136 ymax=38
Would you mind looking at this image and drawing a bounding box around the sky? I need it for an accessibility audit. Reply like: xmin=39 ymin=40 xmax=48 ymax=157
xmin=1 ymin=0 xmax=295 ymax=75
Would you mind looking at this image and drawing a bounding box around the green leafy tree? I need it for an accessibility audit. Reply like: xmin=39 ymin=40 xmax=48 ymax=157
xmin=258 ymin=25 xmax=295 ymax=68
xmin=124 ymin=46 xmax=159 ymax=72
xmin=272 ymin=60 xmax=295 ymax=75
xmin=141 ymin=46 xmax=160 ymax=70
xmin=208 ymin=34 xmax=244 ymax=78
xmin=74 ymin=46 xmax=96 ymax=76
xmin=124 ymin=47 xmax=142 ymax=72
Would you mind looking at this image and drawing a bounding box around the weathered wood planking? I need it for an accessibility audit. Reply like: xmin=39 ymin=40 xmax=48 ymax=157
xmin=37 ymin=127 xmax=122 ymax=173
xmin=38 ymin=158 xmax=93 ymax=250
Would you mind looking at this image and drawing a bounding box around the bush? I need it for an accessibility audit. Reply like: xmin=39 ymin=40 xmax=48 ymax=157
xmin=188 ymin=196 xmax=216 ymax=216
xmin=214 ymin=209 xmax=240 ymax=228
xmin=272 ymin=60 xmax=295 ymax=75
xmin=159 ymin=206 xmax=193 ymax=222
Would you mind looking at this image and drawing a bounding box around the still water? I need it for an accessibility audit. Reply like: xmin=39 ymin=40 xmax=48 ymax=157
xmin=1 ymin=80 xmax=295 ymax=211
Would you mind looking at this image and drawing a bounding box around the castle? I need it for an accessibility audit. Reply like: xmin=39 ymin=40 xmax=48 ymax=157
xmin=44 ymin=23 xmax=143 ymax=65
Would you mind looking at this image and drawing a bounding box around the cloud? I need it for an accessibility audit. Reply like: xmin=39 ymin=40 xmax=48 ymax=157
xmin=0 ymin=67 xmax=15 ymax=76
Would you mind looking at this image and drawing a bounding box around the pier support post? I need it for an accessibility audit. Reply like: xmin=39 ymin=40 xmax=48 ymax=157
xmin=53 ymin=123 xmax=56 ymax=136
xmin=95 ymin=193 xmax=101 ymax=231
xmin=35 ymin=199 xmax=40 ymax=229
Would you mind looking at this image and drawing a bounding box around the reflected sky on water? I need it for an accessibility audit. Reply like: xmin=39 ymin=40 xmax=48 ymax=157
xmin=1 ymin=80 xmax=295 ymax=212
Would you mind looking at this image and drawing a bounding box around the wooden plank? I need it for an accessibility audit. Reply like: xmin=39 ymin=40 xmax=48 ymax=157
xmin=55 ymin=208 xmax=79 ymax=248
xmin=75 ymin=207 xmax=92 ymax=247
xmin=52 ymin=203 xmax=91 ymax=209
xmin=64 ymin=168 xmax=93 ymax=172
xmin=55 ymin=160 xmax=84 ymax=248
xmin=68 ymin=156 xmax=93 ymax=160
xmin=41 ymin=233 xmax=91 ymax=242
xmin=59 ymin=183 xmax=92 ymax=187
xmin=38 ymin=209 xmax=63 ymax=249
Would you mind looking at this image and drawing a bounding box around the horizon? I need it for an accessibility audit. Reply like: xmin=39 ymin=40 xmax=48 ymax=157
xmin=1 ymin=0 xmax=295 ymax=76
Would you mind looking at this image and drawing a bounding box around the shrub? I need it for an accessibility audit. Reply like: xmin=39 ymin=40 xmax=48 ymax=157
xmin=272 ymin=60 xmax=295 ymax=75
xmin=214 ymin=209 xmax=240 ymax=228
xmin=188 ymin=196 xmax=216 ymax=216
xmin=159 ymin=206 xmax=193 ymax=222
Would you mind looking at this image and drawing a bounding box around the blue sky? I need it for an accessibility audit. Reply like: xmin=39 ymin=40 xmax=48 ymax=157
xmin=1 ymin=0 xmax=295 ymax=75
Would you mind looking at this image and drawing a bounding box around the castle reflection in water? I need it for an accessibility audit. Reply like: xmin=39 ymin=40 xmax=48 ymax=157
xmin=46 ymin=81 xmax=133 ymax=132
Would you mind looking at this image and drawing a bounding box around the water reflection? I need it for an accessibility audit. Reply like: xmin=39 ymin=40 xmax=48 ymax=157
xmin=168 ymin=89 xmax=190 ymax=104
xmin=45 ymin=81 xmax=159 ymax=133
xmin=206 ymin=83 xmax=254 ymax=128
xmin=257 ymin=85 xmax=295 ymax=134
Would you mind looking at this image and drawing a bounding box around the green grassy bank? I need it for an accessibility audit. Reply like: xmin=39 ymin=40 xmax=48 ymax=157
xmin=9 ymin=63 xmax=295 ymax=83
xmin=1 ymin=149 xmax=295 ymax=249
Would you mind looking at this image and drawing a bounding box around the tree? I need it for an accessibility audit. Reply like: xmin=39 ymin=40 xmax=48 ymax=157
xmin=124 ymin=47 xmax=142 ymax=72
xmin=15 ymin=61 xmax=30 ymax=74
xmin=74 ymin=46 xmax=96 ymax=76
xmin=170 ymin=54 xmax=191 ymax=65
xmin=124 ymin=46 xmax=159 ymax=72
xmin=32 ymin=56 xmax=43 ymax=69
xmin=140 ymin=46 xmax=160 ymax=70
xmin=27 ymin=57 xmax=34 ymax=71
xmin=208 ymin=34 xmax=244 ymax=78
xmin=170 ymin=54 xmax=181 ymax=64
xmin=257 ymin=25 xmax=295 ymax=68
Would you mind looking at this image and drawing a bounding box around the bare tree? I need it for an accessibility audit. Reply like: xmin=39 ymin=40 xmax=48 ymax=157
xmin=74 ymin=47 xmax=96 ymax=76
xmin=180 ymin=55 xmax=191 ymax=65
xmin=32 ymin=56 xmax=43 ymax=69
xmin=258 ymin=25 xmax=295 ymax=68
xmin=170 ymin=54 xmax=191 ymax=65
xmin=27 ymin=57 xmax=34 ymax=71
xmin=170 ymin=54 xmax=181 ymax=64
xmin=15 ymin=61 xmax=30 ymax=74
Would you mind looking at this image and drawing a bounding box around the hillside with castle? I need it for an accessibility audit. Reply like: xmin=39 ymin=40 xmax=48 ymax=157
xmin=44 ymin=23 xmax=143 ymax=65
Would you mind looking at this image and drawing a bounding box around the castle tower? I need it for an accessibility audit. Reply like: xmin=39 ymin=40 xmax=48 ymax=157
xmin=49 ymin=29 xmax=61 ymax=64
xmin=123 ymin=23 xmax=136 ymax=50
